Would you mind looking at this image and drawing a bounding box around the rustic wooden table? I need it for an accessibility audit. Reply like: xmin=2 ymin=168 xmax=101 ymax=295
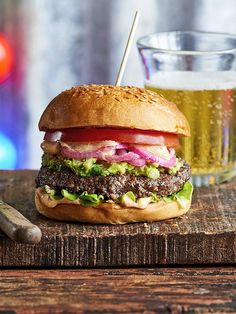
xmin=0 ymin=267 xmax=235 ymax=313
xmin=0 ymin=170 xmax=235 ymax=267
xmin=0 ymin=171 xmax=236 ymax=313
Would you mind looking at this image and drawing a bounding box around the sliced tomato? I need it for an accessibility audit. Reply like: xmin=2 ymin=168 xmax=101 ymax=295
xmin=44 ymin=128 xmax=180 ymax=147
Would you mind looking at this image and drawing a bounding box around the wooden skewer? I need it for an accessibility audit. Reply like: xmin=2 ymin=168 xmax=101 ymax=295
xmin=0 ymin=199 xmax=42 ymax=244
xmin=115 ymin=11 xmax=140 ymax=86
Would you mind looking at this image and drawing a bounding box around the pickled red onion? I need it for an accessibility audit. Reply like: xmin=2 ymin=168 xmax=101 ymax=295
xmin=157 ymin=148 xmax=176 ymax=167
xmin=129 ymin=146 xmax=158 ymax=163
xmin=104 ymin=149 xmax=146 ymax=166
xmin=117 ymin=149 xmax=127 ymax=156
xmin=115 ymin=144 xmax=128 ymax=149
xmin=61 ymin=145 xmax=115 ymax=160
xmin=61 ymin=142 xmax=128 ymax=160
xmin=128 ymin=158 xmax=146 ymax=166
xmin=158 ymin=155 xmax=176 ymax=167
xmin=129 ymin=146 xmax=176 ymax=168
xmin=105 ymin=152 xmax=140 ymax=162
xmin=61 ymin=142 xmax=176 ymax=168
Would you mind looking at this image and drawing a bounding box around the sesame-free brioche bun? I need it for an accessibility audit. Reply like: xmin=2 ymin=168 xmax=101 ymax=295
xmin=39 ymin=84 xmax=190 ymax=136
xmin=35 ymin=188 xmax=191 ymax=224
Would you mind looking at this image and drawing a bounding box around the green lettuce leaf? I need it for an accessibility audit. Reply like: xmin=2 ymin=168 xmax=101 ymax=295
xmin=161 ymin=181 xmax=193 ymax=208
xmin=120 ymin=191 xmax=136 ymax=205
xmin=173 ymin=181 xmax=193 ymax=208
xmin=44 ymin=185 xmax=63 ymax=200
xmin=79 ymin=191 xmax=104 ymax=206
xmin=43 ymin=181 xmax=193 ymax=209
xmin=61 ymin=189 xmax=79 ymax=201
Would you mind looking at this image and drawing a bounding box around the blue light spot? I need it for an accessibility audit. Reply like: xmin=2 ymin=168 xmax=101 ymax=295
xmin=0 ymin=132 xmax=17 ymax=169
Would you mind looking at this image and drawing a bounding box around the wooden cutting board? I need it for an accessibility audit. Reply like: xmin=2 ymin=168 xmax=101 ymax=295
xmin=0 ymin=170 xmax=235 ymax=267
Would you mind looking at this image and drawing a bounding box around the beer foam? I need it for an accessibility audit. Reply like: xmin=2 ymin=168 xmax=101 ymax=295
xmin=146 ymin=71 xmax=236 ymax=90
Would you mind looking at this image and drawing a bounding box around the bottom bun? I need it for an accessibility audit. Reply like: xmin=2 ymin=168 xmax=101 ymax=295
xmin=35 ymin=188 xmax=191 ymax=224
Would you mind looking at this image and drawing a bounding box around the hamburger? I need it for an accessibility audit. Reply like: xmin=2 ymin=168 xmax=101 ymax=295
xmin=35 ymin=84 xmax=193 ymax=224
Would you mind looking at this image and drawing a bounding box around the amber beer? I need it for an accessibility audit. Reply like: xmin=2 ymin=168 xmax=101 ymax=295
xmin=145 ymin=71 xmax=236 ymax=184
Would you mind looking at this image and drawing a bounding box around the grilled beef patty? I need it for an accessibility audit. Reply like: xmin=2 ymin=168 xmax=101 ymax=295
xmin=36 ymin=161 xmax=191 ymax=200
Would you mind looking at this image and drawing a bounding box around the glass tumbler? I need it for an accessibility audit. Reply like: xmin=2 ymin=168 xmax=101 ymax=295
xmin=137 ymin=31 xmax=236 ymax=187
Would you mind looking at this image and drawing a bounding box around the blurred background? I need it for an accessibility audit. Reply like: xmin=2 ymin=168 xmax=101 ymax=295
xmin=1 ymin=0 xmax=236 ymax=169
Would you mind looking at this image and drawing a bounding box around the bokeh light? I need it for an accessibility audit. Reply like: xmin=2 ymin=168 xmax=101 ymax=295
xmin=0 ymin=33 xmax=13 ymax=83
xmin=0 ymin=132 xmax=17 ymax=169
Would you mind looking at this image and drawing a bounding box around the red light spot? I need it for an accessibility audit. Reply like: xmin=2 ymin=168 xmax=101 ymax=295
xmin=0 ymin=33 xmax=13 ymax=83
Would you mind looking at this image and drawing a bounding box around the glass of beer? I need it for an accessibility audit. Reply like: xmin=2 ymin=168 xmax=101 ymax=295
xmin=137 ymin=31 xmax=236 ymax=187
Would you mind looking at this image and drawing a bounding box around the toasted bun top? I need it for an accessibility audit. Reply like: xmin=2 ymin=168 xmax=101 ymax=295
xmin=39 ymin=84 xmax=190 ymax=136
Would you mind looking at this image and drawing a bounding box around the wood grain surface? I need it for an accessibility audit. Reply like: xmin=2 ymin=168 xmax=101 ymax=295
xmin=0 ymin=267 xmax=235 ymax=313
xmin=0 ymin=170 xmax=235 ymax=267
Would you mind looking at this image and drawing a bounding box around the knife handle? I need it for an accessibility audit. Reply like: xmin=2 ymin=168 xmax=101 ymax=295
xmin=0 ymin=199 xmax=42 ymax=244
